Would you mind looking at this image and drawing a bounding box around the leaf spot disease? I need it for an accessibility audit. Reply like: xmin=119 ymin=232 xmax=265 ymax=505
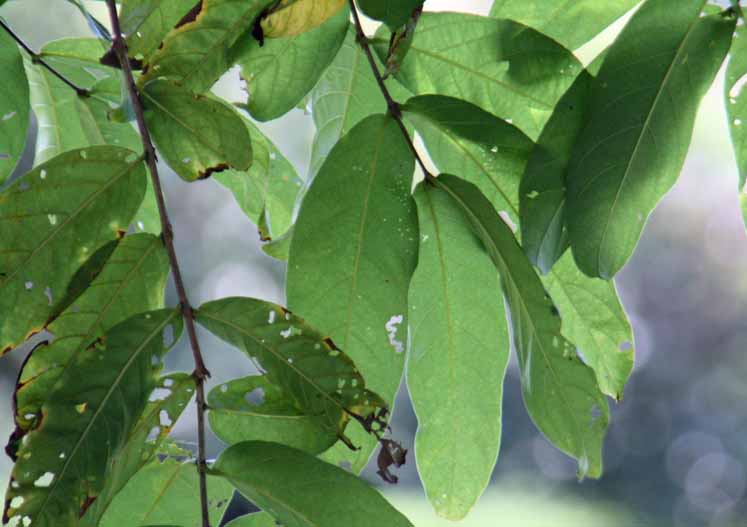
xmin=2 ymin=112 xmax=17 ymax=121
xmin=385 ymin=315 xmax=405 ymax=354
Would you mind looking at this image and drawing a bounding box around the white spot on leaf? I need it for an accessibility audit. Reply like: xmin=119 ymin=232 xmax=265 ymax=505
xmin=385 ymin=315 xmax=405 ymax=354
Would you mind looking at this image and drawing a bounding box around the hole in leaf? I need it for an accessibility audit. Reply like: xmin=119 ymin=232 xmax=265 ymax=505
xmin=34 ymin=472 xmax=55 ymax=488
xmin=244 ymin=387 xmax=265 ymax=406
xmin=149 ymin=388 xmax=171 ymax=402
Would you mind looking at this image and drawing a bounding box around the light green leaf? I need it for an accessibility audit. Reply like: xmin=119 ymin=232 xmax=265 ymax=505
xmin=141 ymin=0 xmax=275 ymax=93
xmin=216 ymin=116 xmax=302 ymax=238
xmin=212 ymin=441 xmax=414 ymax=527
xmin=142 ymin=79 xmax=252 ymax=182
xmin=196 ymin=297 xmax=388 ymax=449
xmin=435 ymin=174 xmax=609 ymax=479
xmin=99 ymin=457 xmax=232 ymax=527
xmin=261 ymin=226 xmax=293 ymax=261
xmin=357 ymin=0 xmax=423 ymax=29
xmin=726 ymin=24 xmax=747 ymax=227
xmin=120 ymin=0 xmax=198 ymax=61
xmin=209 ymin=374 xmax=338 ymax=454
xmin=0 ymin=146 xmax=146 ymax=354
xmin=224 ymin=513 xmax=276 ymax=527
xmin=4 ymin=309 xmax=182 ymax=527
xmin=15 ymin=233 xmax=170 ymax=433
xmin=261 ymin=0 xmax=346 ymax=37
xmin=408 ymin=183 xmax=509 ymax=520
xmin=238 ymin=4 xmax=349 ymax=121
xmin=375 ymin=12 xmax=581 ymax=140
xmin=566 ymin=2 xmax=735 ymax=278
xmin=287 ymin=114 xmax=418 ymax=472
xmin=0 ymin=27 xmax=29 ymax=185
xmin=490 ymin=0 xmax=639 ymax=50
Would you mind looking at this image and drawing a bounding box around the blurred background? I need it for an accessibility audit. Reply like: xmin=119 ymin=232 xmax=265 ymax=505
xmin=1 ymin=1 xmax=746 ymax=526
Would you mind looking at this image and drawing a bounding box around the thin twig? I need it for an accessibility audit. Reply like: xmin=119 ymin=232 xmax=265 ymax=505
xmin=0 ymin=19 xmax=90 ymax=97
xmin=102 ymin=3 xmax=212 ymax=526
xmin=347 ymin=0 xmax=434 ymax=181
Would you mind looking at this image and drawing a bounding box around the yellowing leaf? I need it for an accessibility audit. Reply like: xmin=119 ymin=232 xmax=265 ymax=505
xmin=261 ymin=0 xmax=346 ymax=37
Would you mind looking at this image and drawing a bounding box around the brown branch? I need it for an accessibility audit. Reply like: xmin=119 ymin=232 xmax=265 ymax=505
xmin=102 ymin=3 xmax=212 ymax=526
xmin=347 ymin=0 xmax=434 ymax=181
xmin=0 ymin=19 xmax=91 ymax=97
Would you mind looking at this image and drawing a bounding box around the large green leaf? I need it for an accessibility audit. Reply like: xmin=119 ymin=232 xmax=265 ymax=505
xmin=357 ymin=0 xmax=424 ymax=29
xmin=408 ymin=183 xmax=509 ymax=520
xmin=120 ymin=0 xmax=198 ymax=61
xmin=212 ymin=441 xmax=414 ymax=527
xmin=0 ymin=146 xmax=146 ymax=354
xmin=141 ymin=79 xmax=252 ymax=182
xmin=726 ymin=24 xmax=747 ymax=228
xmin=238 ymin=4 xmax=349 ymax=121
xmin=374 ymin=12 xmax=581 ymax=140
xmin=261 ymin=0 xmax=346 ymax=37
xmin=141 ymin=0 xmax=275 ymax=93
xmin=286 ymin=114 xmax=418 ymax=472
xmin=435 ymin=174 xmax=609 ymax=479
xmin=99 ymin=456 xmax=233 ymax=527
xmin=0 ymin=27 xmax=29 ymax=185
xmin=3 ymin=309 xmax=182 ymax=527
xmin=208 ymin=374 xmax=338 ymax=454
xmin=216 ymin=116 xmax=302 ymax=239
xmin=566 ymin=2 xmax=735 ymax=279
xmin=14 ymin=233 xmax=169 ymax=433
xmin=489 ymin=0 xmax=639 ymax=50
xmin=196 ymin=297 xmax=388 ymax=449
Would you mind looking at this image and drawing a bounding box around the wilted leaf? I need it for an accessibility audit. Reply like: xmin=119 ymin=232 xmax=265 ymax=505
xmin=435 ymin=174 xmax=609 ymax=479
xmin=261 ymin=0 xmax=346 ymax=37
xmin=141 ymin=79 xmax=252 ymax=181
xmin=408 ymin=183 xmax=509 ymax=520
xmin=0 ymin=27 xmax=29 ymax=185
xmin=0 ymin=146 xmax=146 ymax=354
xmin=287 ymin=114 xmax=418 ymax=472
xmin=120 ymin=0 xmax=199 ymax=62
xmin=212 ymin=441 xmax=414 ymax=527
xmin=566 ymin=1 xmax=735 ymax=278
xmin=357 ymin=0 xmax=424 ymax=29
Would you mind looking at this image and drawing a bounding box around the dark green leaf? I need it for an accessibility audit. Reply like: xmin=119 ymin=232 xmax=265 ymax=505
xmin=375 ymin=13 xmax=581 ymax=140
xmin=238 ymin=4 xmax=349 ymax=121
xmin=726 ymin=24 xmax=747 ymax=228
xmin=0 ymin=27 xmax=29 ymax=185
xmin=566 ymin=2 xmax=735 ymax=278
xmin=120 ymin=0 xmax=198 ymax=61
xmin=408 ymin=183 xmax=509 ymax=520
xmin=261 ymin=0 xmax=346 ymax=37
xmin=3 ymin=309 xmax=182 ymax=527
xmin=0 ymin=146 xmax=146 ymax=354
xmin=287 ymin=114 xmax=418 ymax=472
xmin=142 ymin=79 xmax=252 ymax=182
xmin=357 ymin=0 xmax=423 ymax=29
xmin=212 ymin=441 xmax=414 ymax=527
xmin=434 ymin=174 xmax=609 ymax=479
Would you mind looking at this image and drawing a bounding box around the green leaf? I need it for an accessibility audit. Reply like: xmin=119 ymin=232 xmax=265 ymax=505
xmin=261 ymin=226 xmax=293 ymax=261
xmin=224 ymin=513 xmax=276 ymax=527
xmin=141 ymin=0 xmax=274 ymax=93
xmin=216 ymin=116 xmax=302 ymax=238
xmin=196 ymin=297 xmax=388 ymax=449
xmin=0 ymin=27 xmax=29 ymax=185
xmin=434 ymin=174 xmax=609 ymax=479
xmin=14 ymin=233 xmax=170 ymax=433
xmin=402 ymin=94 xmax=533 ymax=221
xmin=490 ymin=0 xmax=639 ymax=50
xmin=141 ymin=79 xmax=252 ymax=182
xmin=261 ymin=0 xmax=346 ymax=37
xmin=566 ymin=2 xmax=735 ymax=278
xmin=208 ymin=374 xmax=338 ymax=454
xmin=374 ymin=12 xmax=581 ymax=140
xmin=99 ymin=457 xmax=233 ymax=527
xmin=212 ymin=441 xmax=414 ymax=527
xmin=238 ymin=4 xmax=349 ymax=121
xmin=408 ymin=183 xmax=509 ymax=520
xmin=0 ymin=146 xmax=146 ymax=354
xmin=120 ymin=0 xmax=198 ymax=61
xmin=3 ymin=309 xmax=182 ymax=527
xmin=286 ymin=114 xmax=418 ymax=472
xmin=357 ymin=0 xmax=424 ymax=29
xmin=726 ymin=24 xmax=747 ymax=228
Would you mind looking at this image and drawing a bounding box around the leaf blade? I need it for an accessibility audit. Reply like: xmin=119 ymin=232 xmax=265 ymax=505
xmin=0 ymin=28 xmax=30 ymax=185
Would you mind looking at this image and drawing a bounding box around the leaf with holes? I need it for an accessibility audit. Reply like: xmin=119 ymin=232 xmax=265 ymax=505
xmin=0 ymin=27 xmax=29 ymax=185
xmin=408 ymin=182 xmax=509 ymax=520
xmin=566 ymin=1 xmax=735 ymax=278
xmin=435 ymin=174 xmax=609 ymax=479
xmin=261 ymin=0 xmax=346 ymax=37
xmin=209 ymin=374 xmax=338 ymax=454
xmin=141 ymin=79 xmax=252 ymax=181
xmin=287 ymin=114 xmax=418 ymax=473
xmin=212 ymin=441 xmax=414 ymax=527
xmin=0 ymin=146 xmax=146 ymax=354
xmin=3 ymin=309 xmax=182 ymax=527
